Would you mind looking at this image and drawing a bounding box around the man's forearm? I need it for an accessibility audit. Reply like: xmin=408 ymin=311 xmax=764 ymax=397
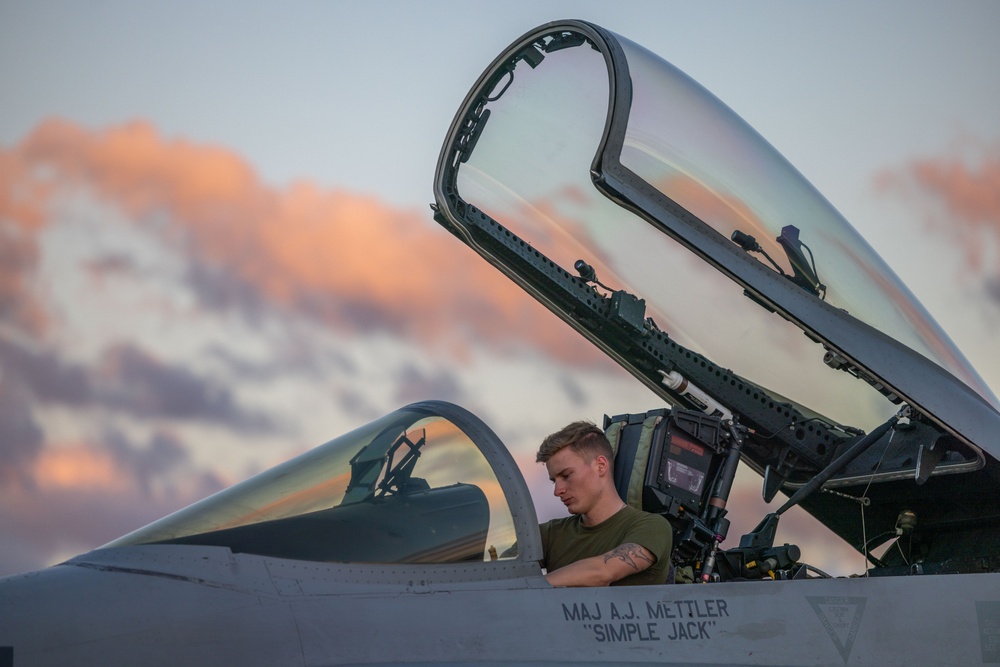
xmin=545 ymin=555 xmax=616 ymax=587
xmin=545 ymin=543 xmax=655 ymax=587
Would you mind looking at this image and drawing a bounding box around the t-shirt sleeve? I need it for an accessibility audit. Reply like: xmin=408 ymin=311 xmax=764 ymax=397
xmin=624 ymin=513 xmax=672 ymax=563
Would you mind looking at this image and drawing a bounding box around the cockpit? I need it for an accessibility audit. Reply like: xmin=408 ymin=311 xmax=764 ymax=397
xmin=99 ymin=399 xmax=849 ymax=582
xmin=106 ymin=402 xmax=532 ymax=566
xmin=102 ymin=399 xmax=810 ymax=581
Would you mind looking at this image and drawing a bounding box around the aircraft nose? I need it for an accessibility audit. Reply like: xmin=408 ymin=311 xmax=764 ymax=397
xmin=0 ymin=549 xmax=298 ymax=666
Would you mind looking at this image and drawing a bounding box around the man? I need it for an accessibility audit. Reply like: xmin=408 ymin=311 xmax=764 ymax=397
xmin=537 ymin=421 xmax=672 ymax=587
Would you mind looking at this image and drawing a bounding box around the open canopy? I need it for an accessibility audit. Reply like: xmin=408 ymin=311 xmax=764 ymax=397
xmin=433 ymin=20 xmax=1000 ymax=558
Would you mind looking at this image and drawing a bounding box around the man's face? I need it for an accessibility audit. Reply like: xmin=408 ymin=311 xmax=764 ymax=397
xmin=545 ymin=446 xmax=607 ymax=516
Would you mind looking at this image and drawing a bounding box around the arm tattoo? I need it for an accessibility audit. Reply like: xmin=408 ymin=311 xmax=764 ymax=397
xmin=603 ymin=543 xmax=655 ymax=571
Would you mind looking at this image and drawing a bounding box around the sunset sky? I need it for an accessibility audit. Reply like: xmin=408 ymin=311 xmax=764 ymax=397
xmin=1 ymin=1 xmax=998 ymax=578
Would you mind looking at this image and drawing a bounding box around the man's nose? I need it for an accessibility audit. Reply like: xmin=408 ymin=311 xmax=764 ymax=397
xmin=553 ymin=480 xmax=565 ymax=497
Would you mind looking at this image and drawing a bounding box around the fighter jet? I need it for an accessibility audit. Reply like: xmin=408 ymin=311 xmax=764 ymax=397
xmin=2 ymin=18 xmax=999 ymax=666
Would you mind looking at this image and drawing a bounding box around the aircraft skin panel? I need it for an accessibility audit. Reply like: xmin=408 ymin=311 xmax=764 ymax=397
xmin=2 ymin=545 xmax=998 ymax=665
xmin=63 ymin=543 xmax=279 ymax=592
xmin=264 ymin=554 xmax=547 ymax=593
xmin=289 ymin=572 xmax=996 ymax=666
xmin=0 ymin=550 xmax=301 ymax=666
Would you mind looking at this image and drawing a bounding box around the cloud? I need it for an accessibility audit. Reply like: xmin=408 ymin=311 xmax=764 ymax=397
xmin=0 ymin=335 xmax=273 ymax=431
xmin=32 ymin=443 xmax=131 ymax=494
xmin=876 ymin=142 xmax=1000 ymax=300
xmin=0 ymin=336 xmax=92 ymax=406
xmin=0 ymin=428 xmax=226 ymax=577
xmin=0 ymin=383 xmax=45 ymax=485
xmin=96 ymin=343 xmax=274 ymax=430
xmin=83 ymin=252 xmax=141 ymax=284
xmin=102 ymin=427 xmax=223 ymax=499
xmin=556 ymin=373 xmax=587 ymax=407
xmin=3 ymin=118 xmax=602 ymax=365
xmin=0 ymin=148 xmax=48 ymax=334
xmin=0 ymin=329 xmax=275 ymax=576
xmin=392 ymin=364 xmax=465 ymax=406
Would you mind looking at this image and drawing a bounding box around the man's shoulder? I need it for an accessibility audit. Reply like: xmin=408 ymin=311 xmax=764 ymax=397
xmin=617 ymin=507 xmax=672 ymax=559
xmin=541 ymin=515 xmax=578 ymax=533
xmin=542 ymin=515 xmax=577 ymax=528
xmin=540 ymin=515 xmax=580 ymax=543
xmin=620 ymin=505 xmax=669 ymax=528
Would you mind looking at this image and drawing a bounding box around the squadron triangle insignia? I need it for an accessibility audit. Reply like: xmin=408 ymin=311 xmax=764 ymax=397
xmin=807 ymin=596 xmax=867 ymax=663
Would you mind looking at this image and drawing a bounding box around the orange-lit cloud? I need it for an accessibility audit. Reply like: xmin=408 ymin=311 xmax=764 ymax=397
xmin=0 ymin=433 xmax=227 ymax=574
xmin=824 ymin=233 xmax=988 ymax=392
xmin=0 ymin=145 xmax=50 ymax=334
xmin=660 ymin=174 xmax=771 ymax=254
xmin=3 ymin=118 xmax=604 ymax=366
xmin=32 ymin=444 xmax=131 ymax=494
xmin=876 ymin=144 xmax=1000 ymax=279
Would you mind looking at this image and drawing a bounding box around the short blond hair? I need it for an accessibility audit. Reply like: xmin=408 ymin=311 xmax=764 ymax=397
xmin=536 ymin=420 xmax=613 ymax=464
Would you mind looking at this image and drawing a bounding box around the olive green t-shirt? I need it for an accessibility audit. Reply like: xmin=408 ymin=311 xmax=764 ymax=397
xmin=540 ymin=506 xmax=672 ymax=586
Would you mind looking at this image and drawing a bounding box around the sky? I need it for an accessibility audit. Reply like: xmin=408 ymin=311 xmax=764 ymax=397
xmin=1 ymin=0 xmax=998 ymax=578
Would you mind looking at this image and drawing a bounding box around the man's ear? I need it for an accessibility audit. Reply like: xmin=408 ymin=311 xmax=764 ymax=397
xmin=594 ymin=454 xmax=610 ymax=476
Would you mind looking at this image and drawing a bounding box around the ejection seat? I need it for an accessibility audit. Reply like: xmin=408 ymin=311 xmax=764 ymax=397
xmin=604 ymin=407 xmax=730 ymax=583
xmin=605 ymin=407 xmax=806 ymax=583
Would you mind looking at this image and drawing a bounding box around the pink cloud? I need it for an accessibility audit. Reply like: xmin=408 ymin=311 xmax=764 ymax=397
xmin=0 ymin=143 xmax=49 ymax=334
xmin=876 ymin=143 xmax=1000 ymax=281
xmin=0 ymin=431 xmax=227 ymax=577
xmin=2 ymin=118 xmax=606 ymax=367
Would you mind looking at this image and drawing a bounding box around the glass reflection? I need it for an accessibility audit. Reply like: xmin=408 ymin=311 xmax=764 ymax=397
xmin=455 ymin=29 xmax=995 ymax=430
xmin=615 ymin=34 xmax=994 ymax=405
xmin=106 ymin=407 xmax=517 ymax=564
xmin=458 ymin=39 xmax=884 ymax=428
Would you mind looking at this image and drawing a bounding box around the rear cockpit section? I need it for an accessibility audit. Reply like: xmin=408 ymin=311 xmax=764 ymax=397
xmin=605 ymin=406 xmax=1000 ymax=579
xmin=105 ymin=401 xmax=539 ymax=566
xmin=607 ymin=408 xmax=808 ymax=582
